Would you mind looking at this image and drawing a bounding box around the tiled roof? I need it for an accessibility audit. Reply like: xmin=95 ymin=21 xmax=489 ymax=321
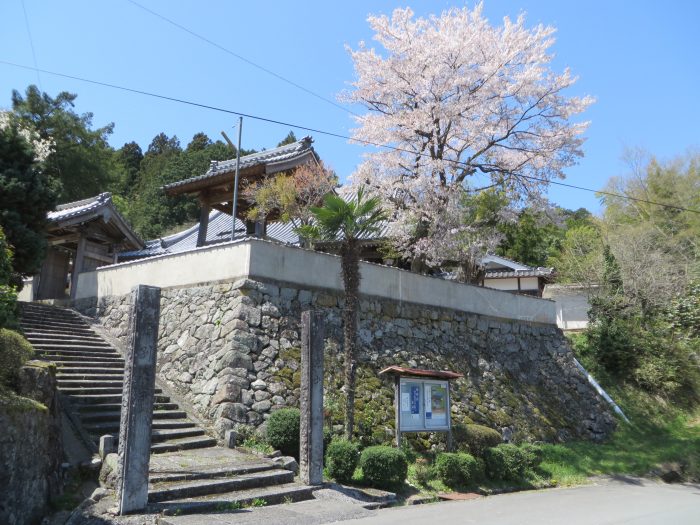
xmin=162 ymin=136 xmax=317 ymax=193
xmin=48 ymin=192 xmax=143 ymax=249
xmin=118 ymin=210 xmax=300 ymax=259
xmin=48 ymin=192 xmax=113 ymax=222
xmin=484 ymin=268 xmax=554 ymax=279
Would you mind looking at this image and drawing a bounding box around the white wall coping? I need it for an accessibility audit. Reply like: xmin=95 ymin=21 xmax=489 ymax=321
xmin=75 ymin=238 xmax=556 ymax=325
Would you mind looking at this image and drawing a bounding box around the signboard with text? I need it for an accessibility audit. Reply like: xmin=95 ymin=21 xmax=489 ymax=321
xmin=398 ymin=377 xmax=451 ymax=432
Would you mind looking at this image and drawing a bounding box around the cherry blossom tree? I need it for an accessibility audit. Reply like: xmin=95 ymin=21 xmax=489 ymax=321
xmin=343 ymin=4 xmax=592 ymax=274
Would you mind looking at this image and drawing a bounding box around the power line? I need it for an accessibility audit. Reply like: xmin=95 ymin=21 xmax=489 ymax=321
xmin=124 ymin=0 xmax=359 ymax=117
xmin=20 ymin=0 xmax=42 ymax=89
xmin=2 ymin=60 xmax=699 ymax=216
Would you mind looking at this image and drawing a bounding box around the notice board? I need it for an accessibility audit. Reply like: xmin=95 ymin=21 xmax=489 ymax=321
xmin=398 ymin=377 xmax=451 ymax=432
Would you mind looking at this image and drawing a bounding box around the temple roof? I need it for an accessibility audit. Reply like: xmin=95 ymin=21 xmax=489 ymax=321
xmin=481 ymin=254 xmax=554 ymax=279
xmin=118 ymin=210 xmax=299 ymax=260
xmin=48 ymin=192 xmax=143 ymax=250
xmin=162 ymin=136 xmax=317 ymax=196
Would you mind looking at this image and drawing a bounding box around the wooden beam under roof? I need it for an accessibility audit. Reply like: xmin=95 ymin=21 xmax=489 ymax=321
xmin=48 ymin=233 xmax=80 ymax=245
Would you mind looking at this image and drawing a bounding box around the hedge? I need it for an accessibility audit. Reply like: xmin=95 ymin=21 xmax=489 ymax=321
xmin=359 ymin=446 xmax=408 ymax=488
xmin=434 ymin=452 xmax=484 ymax=487
xmin=484 ymin=444 xmax=528 ymax=481
xmin=266 ymin=408 xmax=300 ymax=458
xmin=452 ymin=423 xmax=502 ymax=457
xmin=325 ymin=440 xmax=359 ymax=483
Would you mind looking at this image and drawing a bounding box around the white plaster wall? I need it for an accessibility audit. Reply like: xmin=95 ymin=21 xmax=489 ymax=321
xmin=543 ymin=285 xmax=595 ymax=330
xmin=76 ymin=239 xmax=556 ymax=324
xmin=74 ymin=242 xmax=250 ymax=299
xmin=484 ymin=276 xmax=539 ymax=292
xmin=248 ymin=241 xmax=555 ymax=324
xmin=17 ymin=278 xmax=34 ymax=302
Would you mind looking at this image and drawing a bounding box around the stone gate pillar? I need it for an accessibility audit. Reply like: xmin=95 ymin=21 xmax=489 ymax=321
xmin=299 ymin=310 xmax=324 ymax=485
xmin=117 ymin=285 xmax=161 ymax=514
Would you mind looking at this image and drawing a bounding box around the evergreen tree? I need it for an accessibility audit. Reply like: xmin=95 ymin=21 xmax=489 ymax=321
xmin=11 ymin=85 xmax=118 ymax=201
xmin=277 ymin=131 xmax=297 ymax=147
xmin=0 ymin=122 xmax=57 ymax=283
xmin=186 ymin=132 xmax=211 ymax=152
xmin=114 ymin=141 xmax=143 ymax=195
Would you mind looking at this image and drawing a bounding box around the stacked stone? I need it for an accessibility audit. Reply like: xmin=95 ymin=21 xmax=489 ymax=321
xmin=78 ymin=277 xmax=616 ymax=443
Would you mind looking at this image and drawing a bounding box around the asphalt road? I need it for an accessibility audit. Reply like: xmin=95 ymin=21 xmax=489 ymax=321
xmin=343 ymin=477 xmax=700 ymax=525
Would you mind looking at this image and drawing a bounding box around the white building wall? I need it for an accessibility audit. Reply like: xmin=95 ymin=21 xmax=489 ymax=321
xmin=543 ymin=284 xmax=597 ymax=330
xmin=483 ymin=276 xmax=539 ymax=292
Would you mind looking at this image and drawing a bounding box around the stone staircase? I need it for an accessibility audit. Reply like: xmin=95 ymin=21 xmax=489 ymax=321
xmin=20 ymin=302 xmax=216 ymax=454
xmin=19 ymin=302 xmax=315 ymax=513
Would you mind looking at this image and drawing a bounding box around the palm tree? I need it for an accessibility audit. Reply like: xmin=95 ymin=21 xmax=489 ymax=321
xmin=297 ymin=188 xmax=387 ymax=439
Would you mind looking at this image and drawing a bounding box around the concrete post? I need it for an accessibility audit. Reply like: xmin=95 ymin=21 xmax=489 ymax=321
xmin=299 ymin=310 xmax=324 ymax=485
xmin=117 ymin=285 xmax=161 ymax=515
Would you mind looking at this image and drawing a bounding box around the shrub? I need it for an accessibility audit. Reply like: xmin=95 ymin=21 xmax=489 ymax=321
xmin=266 ymin=408 xmax=300 ymax=458
xmin=359 ymin=446 xmax=408 ymax=488
xmin=0 ymin=285 xmax=18 ymax=330
xmin=326 ymin=440 xmax=359 ymax=483
xmin=0 ymin=328 xmax=34 ymax=390
xmin=452 ymin=423 xmax=502 ymax=457
xmin=519 ymin=443 xmax=544 ymax=469
xmin=484 ymin=444 xmax=528 ymax=481
xmin=434 ymin=452 xmax=483 ymax=487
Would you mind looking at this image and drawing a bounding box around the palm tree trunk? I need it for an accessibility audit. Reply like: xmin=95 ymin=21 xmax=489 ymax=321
xmin=340 ymin=239 xmax=360 ymax=440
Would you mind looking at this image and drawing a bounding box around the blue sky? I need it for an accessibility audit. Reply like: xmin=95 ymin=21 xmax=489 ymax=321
xmin=1 ymin=0 xmax=698 ymax=213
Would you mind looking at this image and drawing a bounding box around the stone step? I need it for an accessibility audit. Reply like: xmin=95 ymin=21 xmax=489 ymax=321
xmin=148 ymin=469 xmax=295 ymax=503
xmin=31 ymin=340 xmax=112 ymax=349
xmin=150 ymin=436 xmax=218 ymax=454
xmin=59 ymin=385 xmax=163 ymax=396
xmin=48 ymin=357 xmax=125 ymax=367
xmin=21 ymin=326 xmax=97 ymax=336
xmin=25 ymin=337 xmax=108 ymax=347
xmin=36 ymin=349 xmax=122 ymax=360
xmin=20 ymin=313 xmax=83 ymax=324
xmin=21 ymin=317 xmax=85 ymax=328
xmin=20 ymin=318 xmax=90 ymax=330
xmin=58 ymin=373 xmax=124 ymax=381
xmin=86 ymin=426 xmax=204 ymax=444
xmin=149 ymin=462 xmax=276 ymax=484
xmin=56 ymin=375 xmax=124 ymax=388
xmin=85 ymin=419 xmax=196 ymax=434
xmin=23 ymin=331 xmax=105 ymax=342
xmin=20 ymin=305 xmax=81 ymax=317
xmin=81 ymin=410 xmax=187 ymax=423
xmin=33 ymin=343 xmax=116 ymax=352
xmin=37 ymin=351 xmax=124 ymax=363
xmin=150 ymin=482 xmax=315 ymax=516
xmin=20 ymin=302 xmax=76 ymax=314
xmin=67 ymin=393 xmax=171 ymax=405
xmin=60 ymin=386 xmax=131 ymax=396
xmin=133 ymin=427 xmax=206 ymax=444
xmin=78 ymin=401 xmax=179 ymax=413
xmin=58 ymin=360 xmax=124 ymax=374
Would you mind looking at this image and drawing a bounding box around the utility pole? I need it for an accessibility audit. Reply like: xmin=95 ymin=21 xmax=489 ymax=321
xmin=230 ymin=117 xmax=243 ymax=241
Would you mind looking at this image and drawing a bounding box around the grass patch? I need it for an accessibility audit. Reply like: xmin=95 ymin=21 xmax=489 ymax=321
xmin=539 ymin=386 xmax=700 ymax=485
xmin=241 ymin=436 xmax=274 ymax=455
xmin=0 ymin=387 xmax=46 ymax=413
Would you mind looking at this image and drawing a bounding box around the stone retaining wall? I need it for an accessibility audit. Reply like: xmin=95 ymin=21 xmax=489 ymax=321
xmin=76 ymin=277 xmax=615 ymax=444
xmin=0 ymin=361 xmax=63 ymax=525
